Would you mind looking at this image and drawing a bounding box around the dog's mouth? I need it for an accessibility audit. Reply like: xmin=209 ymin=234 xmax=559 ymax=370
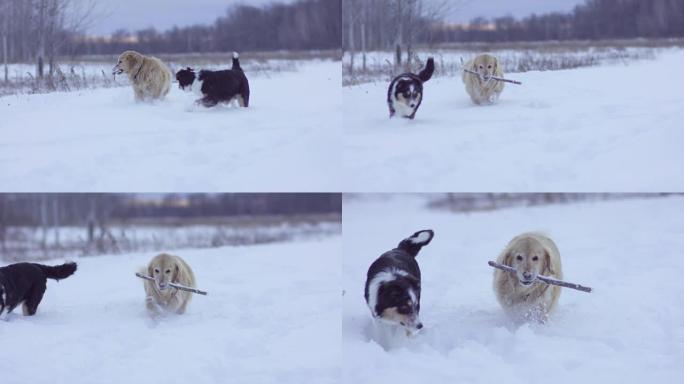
xmin=112 ymin=68 xmax=123 ymax=75
xmin=400 ymin=321 xmax=424 ymax=330
xmin=519 ymin=279 xmax=534 ymax=286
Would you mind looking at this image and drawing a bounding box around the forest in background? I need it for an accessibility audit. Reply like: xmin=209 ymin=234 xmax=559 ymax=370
xmin=430 ymin=0 xmax=684 ymax=43
xmin=343 ymin=0 xmax=684 ymax=70
xmin=0 ymin=0 xmax=341 ymax=83
xmin=0 ymin=194 xmax=341 ymax=260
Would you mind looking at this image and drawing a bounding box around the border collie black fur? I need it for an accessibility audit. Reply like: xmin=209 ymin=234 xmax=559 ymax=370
xmin=387 ymin=58 xmax=435 ymax=119
xmin=176 ymin=52 xmax=250 ymax=108
xmin=364 ymin=229 xmax=434 ymax=333
xmin=0 ymin=262 xmax=77 ymax=319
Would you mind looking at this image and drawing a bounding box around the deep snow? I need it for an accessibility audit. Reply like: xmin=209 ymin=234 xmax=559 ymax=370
xmin=0 ymin=61 xmax=341 ymax=192
xmin=0 ymin=237 xmax=341 ymax=384
xmin=343 ymin=50 xmax=684 ymax=192
xmin=343 ymin=195 xmax=684 ymax=384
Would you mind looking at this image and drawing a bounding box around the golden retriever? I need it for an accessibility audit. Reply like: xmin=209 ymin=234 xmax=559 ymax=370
xmin=141 ymin=253 xmax=196 ymax=316
xmin=462 ymin=54 xmax=505 ymax=105
xmin=493 ymin=232 xmax=563 ymax=323
xmin=113 ymin=50 xmax=172 ymax=102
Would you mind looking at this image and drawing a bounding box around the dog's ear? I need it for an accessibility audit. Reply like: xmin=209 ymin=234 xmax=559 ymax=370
xmin=544 ymin=249 xmax=554 ymax=275
xmin=503 ymin=249 xmax=513 ymax=266
xmin=172 ymin=260 xmax=188 ymax=284
xmin=173 ymin=263 xmax=180 ymax=283
xmin=147 ymin=261 xmax=154 ymax=277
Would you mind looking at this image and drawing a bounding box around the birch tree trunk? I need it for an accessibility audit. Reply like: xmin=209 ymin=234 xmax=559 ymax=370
xmin=360 ymin=4 xmax=367 ymax=71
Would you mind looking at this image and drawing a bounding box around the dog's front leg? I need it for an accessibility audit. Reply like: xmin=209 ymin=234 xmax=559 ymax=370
xmin=146 ymin=295 xmax=163 ymax=317
xmin=0 ymin=307 xmax=12 ymax=321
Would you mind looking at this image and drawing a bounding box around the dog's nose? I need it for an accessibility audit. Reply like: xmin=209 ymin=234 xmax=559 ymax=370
xmin=416 ymin=323 xmax=423 ymax=330
xmin=523 ymin=272 xmax=532 ymax=280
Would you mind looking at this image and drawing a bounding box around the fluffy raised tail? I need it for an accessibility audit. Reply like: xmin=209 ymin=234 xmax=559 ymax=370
xmin=397 ymin=229 xmax=434 ymax=257
xmin=417 ymin=57 xmax=434 ymax=82
xmin=37 ymin=262 xmax=77 ymax=280
xmin=231 ymin=52 xmax=242 ymax=71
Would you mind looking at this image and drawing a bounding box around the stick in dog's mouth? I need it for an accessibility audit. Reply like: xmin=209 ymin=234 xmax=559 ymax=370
xmin=376 ymin=315 xmax=423 ymax=335
xmin=487 ymin=261 xmax=592 ymax=293
xmin=135 ymin=273 xmax=208 ymax=295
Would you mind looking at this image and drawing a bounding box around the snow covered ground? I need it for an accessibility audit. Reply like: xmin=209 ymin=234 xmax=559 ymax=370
xmin=0 ymin=236 xmax=341 ymax=384
xmin=343 ymin=50 xmax=684 ymax=192
xmin=343 ymin=195 xmax=684 ymax=384
xmin=0 ymin=60 xmax=341 ymax=192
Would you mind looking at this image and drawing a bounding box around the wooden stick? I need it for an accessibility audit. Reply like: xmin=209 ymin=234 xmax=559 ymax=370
xmin=135 ymin=273 xmax=208 ymax=295
xmin=488 ymin=261 xmax=592 ymax=293
xmin=463 ymin=68 xmax=522 ymax=85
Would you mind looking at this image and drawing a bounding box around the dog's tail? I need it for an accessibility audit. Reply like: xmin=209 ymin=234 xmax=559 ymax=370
xmin=397 ymin=230 xmax=434 ymax=257
xmin=232 ymin=52 xmax=242 ymax=71
xmin=37 ymin=262 xmax=77 ymax=281
xmin=417 ymin=57 xmax=434 ymax=82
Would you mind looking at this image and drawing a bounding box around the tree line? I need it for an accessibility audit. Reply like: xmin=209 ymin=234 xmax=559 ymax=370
xmin=0 ymin=193 xmax=341 ymax=227
xmin=0 ymin=0 xmax=340 ymax=83
xmin=343 ymin=0 xmax=684 ymax=58
xmin=0 ymin=193 xmax=341 ymax=258
xmin=69 ymin=0 xmax=341 ymax=56
xmin=427 ymin=0 xmax=684 ymax=43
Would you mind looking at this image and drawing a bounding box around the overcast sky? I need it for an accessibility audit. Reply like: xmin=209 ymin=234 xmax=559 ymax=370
xmin=87 ymin=0 xmax=587 ymax=36
xmin=88 ymin=0 xmax=294 ymax=35
xmin=444 ymin=0 xmax=586 ymax=23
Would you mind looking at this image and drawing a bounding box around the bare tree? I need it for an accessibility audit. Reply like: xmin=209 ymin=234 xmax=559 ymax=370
xmin=343 ymin=0 xmax=456 ymax=69
xmin=0 ymin=0 xmax=99 ymax=78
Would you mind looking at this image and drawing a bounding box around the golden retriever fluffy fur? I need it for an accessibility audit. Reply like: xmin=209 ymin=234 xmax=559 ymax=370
xmin=141 ymin=253 xmax=196 ymax=316
xmin=113 ymin=50 xmax=172 ymax=102
xmin=461 ymin=54 xmax=505 ymax=105
xmin=493 ymin=232 xmax=563 ymax=323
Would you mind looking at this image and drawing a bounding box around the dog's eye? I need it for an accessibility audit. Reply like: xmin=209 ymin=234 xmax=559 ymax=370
xmin=479 ymin=65 xmax=483 ymax=69
xmin=165 ymin=269 xmax=171 ymax=274
xmin=154 ymin=268 xmax=160 ymax=274
xmin=532 ymin=256 xmax=539 ymax=261
xmin=488 ymin=65 xmax=492 ymax=69
xmin=516 ymin=255 xmax=523 ymax=261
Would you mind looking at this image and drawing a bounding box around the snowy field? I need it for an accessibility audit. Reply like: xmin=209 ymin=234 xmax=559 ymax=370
xmin=0 ymin=237 xmax=341 ymax=384
xmin=343 ymin=50 xmax=684 ymax=192
xmin=343 ymin=195 xmax=684 ymax=384
xmin=0 ymin=60 xmax=341 ymax=192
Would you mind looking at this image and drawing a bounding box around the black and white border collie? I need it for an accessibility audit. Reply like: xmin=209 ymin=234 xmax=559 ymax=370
xmin=0 ymin=262 xmax=77 ymax=319
xmin=175 ymin=52 xmax=250 ymax=108
xmin=364 ymin=229 xmax=434 ymax=341
xmin=387 ymin=58 xmax=435 ymax=119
